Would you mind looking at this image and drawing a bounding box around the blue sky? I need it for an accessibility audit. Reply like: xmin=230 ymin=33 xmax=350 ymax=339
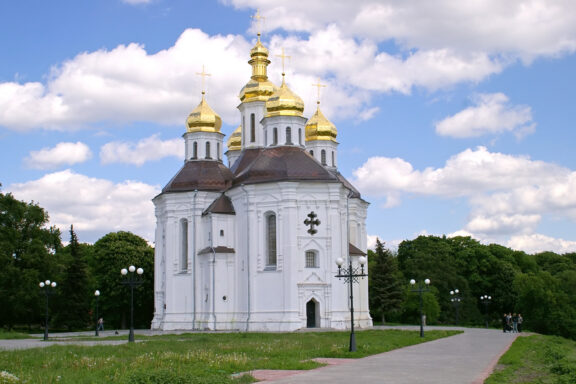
xmin=2 ymin=0 xmax=576 ymax=253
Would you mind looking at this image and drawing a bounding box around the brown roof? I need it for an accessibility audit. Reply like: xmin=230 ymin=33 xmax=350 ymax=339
xmin=198 ymin=246 xmax=236 ymax=255
xmin=333 ymin=171 xmax=362 ymax=199
xmin=349 ymin=243 xmax=366 ymax=256
xmin=231 ymin=147 xmax=339 ymax=185
xmin=162 ymin=161 xmax=234 ymax=193
xmin=203 ymin=194 xmax=235 ymax=216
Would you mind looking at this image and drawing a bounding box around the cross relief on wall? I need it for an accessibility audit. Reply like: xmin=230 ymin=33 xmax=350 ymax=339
xmin=304 ymin=211 xmax=321 ymax=235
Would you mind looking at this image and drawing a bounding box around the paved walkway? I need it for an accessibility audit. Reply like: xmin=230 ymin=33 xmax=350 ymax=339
xmin=258 ymin=326 xmax=519 ymax=383
xmin=0 ymin=327 xmax=519 ymax=383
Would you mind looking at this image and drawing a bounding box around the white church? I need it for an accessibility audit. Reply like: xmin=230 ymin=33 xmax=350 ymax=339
xmin=151 ymin=31 xmax=372 ymax=332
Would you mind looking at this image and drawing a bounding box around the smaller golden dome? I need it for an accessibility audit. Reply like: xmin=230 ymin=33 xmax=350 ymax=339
xmin=265 ymin=76 xmax=305 ymax=118
xmin=227 ymin=125 xmax=242 ymax=151
xmin=239 ymin=36 xmax=277 ymax=103
xmin=186 ymin=93 xmax=222 ymax=133
xmin=250 ymin=38 xmax=269 ymax=59
xmin=305 ymin=103 xmax=337 ymax=141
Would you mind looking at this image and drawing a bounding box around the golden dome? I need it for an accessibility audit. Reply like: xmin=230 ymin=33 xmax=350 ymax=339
xmin=265 ymin=76 xmax=305 ymax=118
xmin=186 ymin=93 xmax=222 ymax=133
xmin=239 ymin=35 xmax=277 ymax=103
xmin=305 ymin=103 xmax=337 ymax=141
xmin=227 ymin=125 xmax=242 ymax=151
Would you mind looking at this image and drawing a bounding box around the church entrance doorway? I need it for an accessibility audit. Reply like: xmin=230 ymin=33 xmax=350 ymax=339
xmin=306 ymin=299 xmax=318 ymax=328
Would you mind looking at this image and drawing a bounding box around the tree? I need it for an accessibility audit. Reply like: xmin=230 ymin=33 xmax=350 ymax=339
xmin=369 ymin=239 xmax=403 ymax=323
xmin=0 ymin=191 xmax=62 ymax=329
xmin=57 ymin=225 xmax=92 ymax=330
xmin=92 ymin=231 xmax=154 ymax=329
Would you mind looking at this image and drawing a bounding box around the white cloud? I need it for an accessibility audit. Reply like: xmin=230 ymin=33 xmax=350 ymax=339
xmin=100 ymin=134 xmax=182 ymax=166
xmin=0 ymin=25 xmax=506 ymax=133
xmin=508 ymin=233 xmax=576 ymax=254
xmin=353 ymin=146 xmax=564 ymax=199
xmin=0 ymin=29 xmax=249 ymax=132
xmin=435 ymin=93 xmax=535 ymax=138
xmin=465 ymin=213 xmax=541 ymax=235
xmin=233 ymin=0 xmax=576 ymax=60
xmin=2 ymin=2 xmax=576 ymax=133
xmin=367 ymin=235 xmax=378 ymax=250
xmin=353 ymin=147 xmax=576 ymax=252
xmin=24 ymin=142 xmax=92 ymax=170
xmin=7 ymin=170 xmax=159 ymax=243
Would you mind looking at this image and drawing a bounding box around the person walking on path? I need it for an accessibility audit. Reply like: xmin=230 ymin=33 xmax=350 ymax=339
xmin=97 ymin=318 xmax=104 ymax=331
xmin=512 ymin=313 xmax=518 ymax=333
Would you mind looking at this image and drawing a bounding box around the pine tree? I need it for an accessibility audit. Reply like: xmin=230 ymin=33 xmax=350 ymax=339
xmin=369 ymin=238 xmax=404 ymax=323
xmin=58 ymin=225 xmax=91 ymax=330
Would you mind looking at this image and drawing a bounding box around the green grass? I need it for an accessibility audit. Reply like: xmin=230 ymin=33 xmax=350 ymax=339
xmin=0 ymin=329 xmax=458 ymax=383
xmin=0 ymin=330 xmax=37 ymax=340
xmin=486 ymin=334 xmax=576 ymax=384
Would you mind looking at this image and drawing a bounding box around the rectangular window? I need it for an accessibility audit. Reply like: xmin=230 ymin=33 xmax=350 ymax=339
xmin=305 ymin=251 xmax=317 ymax=268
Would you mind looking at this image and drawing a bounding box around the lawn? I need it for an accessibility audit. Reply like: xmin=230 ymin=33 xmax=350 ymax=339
xmin=0 ymin=329 xmax=457 ymax=384
xmin=486 ymin=334 xmax=576 ymax=384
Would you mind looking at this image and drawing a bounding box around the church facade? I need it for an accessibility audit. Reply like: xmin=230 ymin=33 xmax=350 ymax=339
xmin=151 ymin=33 xmax=372 ymax=332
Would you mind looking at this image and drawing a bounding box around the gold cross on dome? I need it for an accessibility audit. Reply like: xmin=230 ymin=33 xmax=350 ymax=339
xmin=276 ymin=47 xmax=291 ymax=74
xmin=312 ymin=78 xmax=327 ymax=104
xmin=196 ymin=65 xmax=211 ymax=94
xmin=251 ymin=9 xmax=266 ymax=40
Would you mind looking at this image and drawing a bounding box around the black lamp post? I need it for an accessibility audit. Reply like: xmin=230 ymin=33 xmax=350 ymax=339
xmin=94 ymin=290 xmax=100 ymax=337
xmin=121 ymin=266 xmax=144 ymax=342
xmin=410 ymin=278 xmax=430 ymax=337
xmin=335 ymin=255 xmax=367 ymax=352
xmin=480 ymin=295 xmax=492 ymax=328
xmin=39 ymin=280 xmax=57 ymax=341
xmin=450 ymin=289 xmax=462 ymax=325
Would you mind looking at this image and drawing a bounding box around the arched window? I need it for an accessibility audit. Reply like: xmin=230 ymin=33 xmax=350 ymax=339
xmin=217 ymin=142 xmax=221 ymax=160
xmin=331 ymin=151 xmax=335 ymax=167
xmin=273 ymin=128 xmax=278 ymax=145
xmin=286 ymin=127 xmax=292 ymax=144
xmin=192 ymin=142 xmax=198 ymax=159
xmin=266 ymin=213 xmax=277 ymax=268
xmin=298 ymin=128 xmax=302 ymax=145
xmin=309 ymin=150 xmax=314 ymax=156
xmin=305 ymin=250 xmax=318 ymax=268
xmin=321 ymin=149 xmax=327 ymax=165
xmin=205 ymin=142 xmax=211 ymax=159
xmin=250 ymin=113 xmax=256 ymax=142
xmin=180 ymin=219 xmax=188 ymax=271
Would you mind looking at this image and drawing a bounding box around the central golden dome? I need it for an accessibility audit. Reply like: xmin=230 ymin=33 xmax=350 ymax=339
xmin=265 ymin=76 xmax=305 ymax=118
xmin=227 ymin=125 xmax=242 ymax=151
xmin=239 ymin=35 xmax=277 ymax=103
xmin=186 ymin=93 xmax=222 ymax=133
xmin=305 ymin=102 xmax=337 ymax=141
